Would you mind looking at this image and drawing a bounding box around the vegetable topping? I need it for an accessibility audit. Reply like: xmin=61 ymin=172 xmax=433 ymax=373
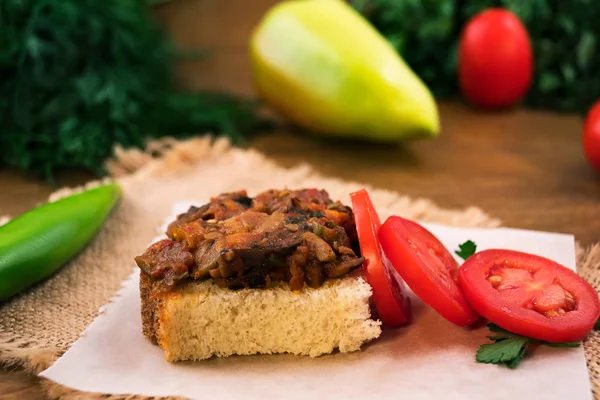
xmin=135 ymin=189 xmax=364 ymax=293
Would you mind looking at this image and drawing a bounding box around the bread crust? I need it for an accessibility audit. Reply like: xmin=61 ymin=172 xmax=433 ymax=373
xmin=139 ymin=272 xmax=161 ymax=344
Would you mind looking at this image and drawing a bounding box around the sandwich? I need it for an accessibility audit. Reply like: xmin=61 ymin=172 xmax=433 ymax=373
xmin=135 ymin=189 xmax=381 ymax=361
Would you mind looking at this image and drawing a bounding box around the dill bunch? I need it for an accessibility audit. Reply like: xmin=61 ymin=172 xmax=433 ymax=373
xmin=0 ymin=0 xmax=268 ymax=180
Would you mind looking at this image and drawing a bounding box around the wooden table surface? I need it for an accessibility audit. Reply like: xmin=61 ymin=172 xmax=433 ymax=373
xmin=2 ymin=101 xmax=599 ymax=245
xmin=1 ymin=0 xmax=600 ymax=398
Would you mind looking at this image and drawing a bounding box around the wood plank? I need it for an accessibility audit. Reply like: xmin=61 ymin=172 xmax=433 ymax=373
xmin=154 ymin=0 xmax=279 ymax=95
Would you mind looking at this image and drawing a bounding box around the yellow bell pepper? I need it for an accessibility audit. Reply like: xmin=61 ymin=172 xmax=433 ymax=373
xmin=250 ymin=0 xmax=440 ymax=142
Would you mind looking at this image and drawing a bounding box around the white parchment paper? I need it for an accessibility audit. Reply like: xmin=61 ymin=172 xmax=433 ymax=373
xmin=40 ymin=201 xmax=593 ymax=400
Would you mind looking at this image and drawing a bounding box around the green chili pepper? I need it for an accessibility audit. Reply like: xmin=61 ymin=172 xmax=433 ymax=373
xmin=0 ymin=183 xmax=121 ymax=302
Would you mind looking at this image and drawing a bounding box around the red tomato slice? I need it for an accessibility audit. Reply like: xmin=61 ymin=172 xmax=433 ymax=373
xmin=459 ymin=249 xmax=600 ymax=342
xmin=350 ymin=189 xmax=411 ymax=327
xmin=378 ymin=216 xmax=479 ymax=327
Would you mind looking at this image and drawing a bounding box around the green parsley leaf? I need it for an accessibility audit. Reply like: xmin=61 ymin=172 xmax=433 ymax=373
xmin=487 ymin=323 xmax=510 ymax=334
xmin=476 ymin=323 xmax=580 ymax=369
xmin=455 ymin=240 xmax=477 ymax=261
xmin=594 ymin=317 xmax=600 ymax=331
xmin=476 ymin=337 xmax=530 ymax=366
xmin=544 ymin=342 xmax=581 ymax=348
xmin=506 ymin=342 xmax=530 ymax=369
xmin=486 ymin=335 xmax=511 ymax=341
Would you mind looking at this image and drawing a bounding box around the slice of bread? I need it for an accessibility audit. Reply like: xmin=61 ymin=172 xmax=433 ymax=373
xmin=140 ymin=271 xmax=381 ymax=361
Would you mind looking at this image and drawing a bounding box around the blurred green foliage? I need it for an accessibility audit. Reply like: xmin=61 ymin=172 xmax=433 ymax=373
xmin=354 ymin=0 xmax=600 ymax=113
xmin=353 ymin=0 xmax=458 ymax=97
xmin=0 ymin=0 xmax=268 ymax=181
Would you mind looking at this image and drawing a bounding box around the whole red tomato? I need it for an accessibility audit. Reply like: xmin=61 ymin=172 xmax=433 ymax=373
xmin=459 ymin=9 xmax=533 ymax=108
xmin=584 ymin=100 xmax=600 ymax=171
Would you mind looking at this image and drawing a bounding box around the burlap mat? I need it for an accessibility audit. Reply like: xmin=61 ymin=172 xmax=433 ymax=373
xmin=1 ymin=136 xmax=599 ymax=399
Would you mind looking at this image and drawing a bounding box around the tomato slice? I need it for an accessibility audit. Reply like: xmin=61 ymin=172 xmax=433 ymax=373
xmin=378 ymin=216 xmax=480 ymax=327
xmin=459 ymin=249 xmax=600 ymax=342
xmin=350 ymin=189 xmax=411 ymax=327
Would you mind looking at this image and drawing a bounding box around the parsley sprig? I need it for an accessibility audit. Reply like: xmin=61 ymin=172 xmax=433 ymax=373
xmin=455 ymin=240 xmax=477 ymax=261
xmin=477 ymin=324 xmax=580 ymax=369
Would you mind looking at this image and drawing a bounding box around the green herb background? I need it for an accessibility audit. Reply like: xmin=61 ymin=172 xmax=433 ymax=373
xmin=353 ymin=0 xmax=599 ymax=113
xmin=0 ymin=0 xmax=268 ymax=181
xmin=2 ymin=0 xmax=597 ymax=180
